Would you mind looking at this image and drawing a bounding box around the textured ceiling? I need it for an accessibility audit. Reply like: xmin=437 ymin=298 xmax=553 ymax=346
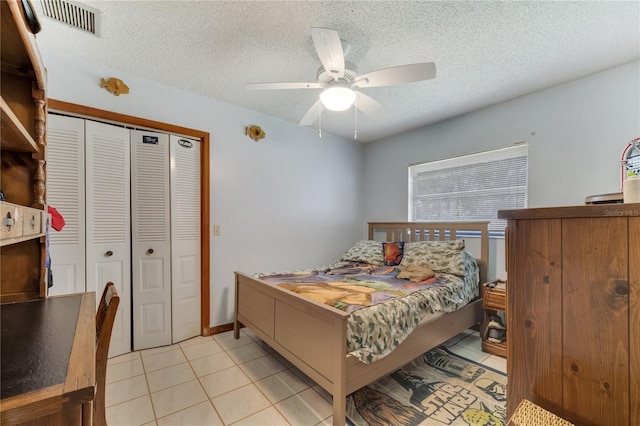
xmin=34 ymin=1 xmax=640 ymax=143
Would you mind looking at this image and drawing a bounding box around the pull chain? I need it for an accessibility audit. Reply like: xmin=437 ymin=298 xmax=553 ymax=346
xmin=354 ymin=97 xmax=358 ymax=140
xmin=318 ymin=101 xmax=322 ymax=139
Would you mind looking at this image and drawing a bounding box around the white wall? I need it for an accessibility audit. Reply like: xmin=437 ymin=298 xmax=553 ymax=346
xmin=43 ymin=50 xmax=639 ymax=320
xmin=362 ymin=61 xmax=640 ymax=279
xmin=42 ymin=50 xmax=365 ymax=327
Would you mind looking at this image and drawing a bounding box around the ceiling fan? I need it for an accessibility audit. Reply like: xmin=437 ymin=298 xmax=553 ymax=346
xmin=246 ymin=27 xmax=437 ymax=127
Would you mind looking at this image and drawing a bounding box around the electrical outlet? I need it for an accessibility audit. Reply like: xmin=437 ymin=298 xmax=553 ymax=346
xmin=213 ymin=224 xmax=221 ymax=236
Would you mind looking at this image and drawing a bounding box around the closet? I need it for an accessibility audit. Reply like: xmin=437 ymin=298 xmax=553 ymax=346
xmin=46 ymin=114 xmax=201 ymax=357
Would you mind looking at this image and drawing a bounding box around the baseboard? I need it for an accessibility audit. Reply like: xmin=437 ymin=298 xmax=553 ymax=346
xmin=209 ymin=322 xmax=239 ymax=335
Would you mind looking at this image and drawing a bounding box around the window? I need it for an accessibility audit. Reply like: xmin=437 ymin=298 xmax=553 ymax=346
xmin=409 ymin=143 xmax=528 ymax=235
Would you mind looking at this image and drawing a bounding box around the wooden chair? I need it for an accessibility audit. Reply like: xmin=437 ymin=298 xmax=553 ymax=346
xmin=94 ymin=282 xmax=120 ymax=426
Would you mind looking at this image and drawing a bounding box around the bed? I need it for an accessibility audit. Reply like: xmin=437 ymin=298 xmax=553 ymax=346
xmin=234 ymin=222 xmax=489 ymax=425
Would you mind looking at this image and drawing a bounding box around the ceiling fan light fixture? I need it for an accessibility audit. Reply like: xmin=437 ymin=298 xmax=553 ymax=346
xmin=320 ymin=86 xmax=356 ymax=111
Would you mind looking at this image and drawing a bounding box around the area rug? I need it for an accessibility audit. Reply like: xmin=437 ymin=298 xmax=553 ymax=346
xmin=346 ymin=346 xmax=507 ymax=426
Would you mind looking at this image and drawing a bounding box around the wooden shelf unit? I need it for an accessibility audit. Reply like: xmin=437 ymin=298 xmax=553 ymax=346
xmin=1 ymin=0 xmax=47 ymax=302
xmin=481 ymin=279 xmax=507 ymax=358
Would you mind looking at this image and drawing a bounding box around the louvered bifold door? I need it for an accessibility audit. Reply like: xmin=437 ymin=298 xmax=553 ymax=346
xmin=170 ymin=136 xmax=201 ymax=343
xmin=86 ymin=120 xmax=131 ymax=358
xmin=131 ymin=130 xmax=172 ymax=350
xmin=45 ymin=114 xmax=86 ymax=296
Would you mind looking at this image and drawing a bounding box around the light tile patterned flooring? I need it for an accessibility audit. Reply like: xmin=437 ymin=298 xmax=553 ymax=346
xmin=105 ymin=328 xmax=506 ymax=426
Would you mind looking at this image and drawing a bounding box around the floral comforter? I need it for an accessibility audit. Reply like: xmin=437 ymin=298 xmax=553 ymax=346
xmin=255 ymin=252 xmax=479 ymax=364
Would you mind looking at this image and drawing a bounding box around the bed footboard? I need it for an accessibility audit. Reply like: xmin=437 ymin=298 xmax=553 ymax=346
xmin=234 ymin=272 xmax=482 ymax=425
xmin=234 ymin=272 xmax=350 ymax=423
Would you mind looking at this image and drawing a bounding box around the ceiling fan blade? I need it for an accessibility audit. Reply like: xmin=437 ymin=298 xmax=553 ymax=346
xmin=310 ymin=27 xmax=345 ymax=80
xmin=354 ymin=62 xmax=436 ymax=88
xmin=246 ymin=82 xmax=325 ymax=90
xmin=354 ymin=91 xmax=387 ymax=118
xmin=299 ymin=99 xmax=323 ymax=126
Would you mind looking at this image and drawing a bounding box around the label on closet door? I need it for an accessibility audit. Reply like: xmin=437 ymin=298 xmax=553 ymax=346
xmin=143 ymin=135 xmax=159 ymax=145
xmin=177 ymin=139 xmax=192 ymax=148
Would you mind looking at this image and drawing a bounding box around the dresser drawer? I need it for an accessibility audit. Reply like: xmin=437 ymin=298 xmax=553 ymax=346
xmin=1 ymin=202 xmax=23 ymax=240
xmin=483 ymin=286 xmax=506 ymax=311
xmin=22 ymin=207 xmax=43 ymax=236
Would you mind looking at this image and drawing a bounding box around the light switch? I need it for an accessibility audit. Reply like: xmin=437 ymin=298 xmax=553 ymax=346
xmin=213 ymin=224 xmax=221 ymax=236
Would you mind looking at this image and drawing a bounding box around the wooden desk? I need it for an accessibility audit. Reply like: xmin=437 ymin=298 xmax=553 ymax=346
xmin=0 ymin=293 xmax=96 ymax=425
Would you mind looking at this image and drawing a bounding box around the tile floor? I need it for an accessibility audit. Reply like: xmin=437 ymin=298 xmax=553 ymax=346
xmin=105 ymin=328 xmax=506 ymax=426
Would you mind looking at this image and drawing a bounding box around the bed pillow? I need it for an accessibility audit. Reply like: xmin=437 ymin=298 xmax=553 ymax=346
xmin=397 ymin=264 xmax=436 ymax=282
xmin=399 ymin=239 xmax=466 ymax=276
xmin=382 ymin=242 xmax=404 ymax=266
xmin=341 ymin=240 xmax=383 ymax=265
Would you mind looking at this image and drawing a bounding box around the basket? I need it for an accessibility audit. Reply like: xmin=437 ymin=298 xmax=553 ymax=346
xmin=507 ymin=399 xmax=574 ymax=426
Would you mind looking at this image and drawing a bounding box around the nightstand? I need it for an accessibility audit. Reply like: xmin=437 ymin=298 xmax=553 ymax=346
xmin=481 ymin=279 xmax=507 ymax=358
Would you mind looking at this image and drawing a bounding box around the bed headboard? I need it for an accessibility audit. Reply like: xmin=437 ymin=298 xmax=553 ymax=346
xmin=367 ymin=221 xmax=489 ymax=285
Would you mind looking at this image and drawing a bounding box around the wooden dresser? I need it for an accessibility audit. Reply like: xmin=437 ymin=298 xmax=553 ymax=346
xmin=498 ymin=204 xmax=639 ymax=426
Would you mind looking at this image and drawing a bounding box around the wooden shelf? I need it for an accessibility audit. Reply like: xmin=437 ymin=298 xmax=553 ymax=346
xmin=481 ymin=279 xmax=507 ymax=358
xmin=0 ymin=97 xmax=38 ymax=152
xmin=0 ymin=290 xmax=40 ymax=304
xmin=482 ymin=339 xmax=506 ymax=358
xmin=0 ymin=232 xmax=45 ymax=247
xmin=1 ymin=0 xmax=46 ymax=92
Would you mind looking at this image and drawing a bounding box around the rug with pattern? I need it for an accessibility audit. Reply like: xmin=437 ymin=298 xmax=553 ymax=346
xmin=346 ymin=346 xmax=507 ymax=426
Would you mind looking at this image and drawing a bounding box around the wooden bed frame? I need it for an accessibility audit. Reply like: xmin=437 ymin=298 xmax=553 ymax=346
xmin=234 ymin=222 xmax=489 ymax=425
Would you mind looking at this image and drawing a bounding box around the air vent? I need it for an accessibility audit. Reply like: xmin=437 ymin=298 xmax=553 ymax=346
xmin=38 ymin=0 xmax=100 ymax=36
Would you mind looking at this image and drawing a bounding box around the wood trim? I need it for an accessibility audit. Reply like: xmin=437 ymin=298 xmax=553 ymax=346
xmin=629 ymin=217 xmax=639 ymax=426
xmin=210 ymin=322 xmax=235 ymax=336
xmin=47 ymin=99 xmax=211 ymax=335
xmin=200 ymin=133 xmax=211 ymax=336
xmin=498 ymin=203 xmax=640 ymax=220
xmin=48 ymin=100 xmax=207 ymax=139
xmin=32 ymin=87 xmax=46 ymax=203
xmin=63 ymin=292 xmax=96 ymax=395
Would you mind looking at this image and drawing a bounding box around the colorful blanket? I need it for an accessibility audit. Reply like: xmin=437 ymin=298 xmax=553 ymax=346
xmin=260 ymin=264 xmax=451 ymax=314
xmin=256 ymin=253 xmax=479 ymax=363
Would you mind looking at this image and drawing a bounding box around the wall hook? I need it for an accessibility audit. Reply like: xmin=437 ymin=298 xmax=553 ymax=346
xmin=101 ymin=77 xmax=129 ymax=96
xmin=245 ymin=125 xmax=266 ymax=142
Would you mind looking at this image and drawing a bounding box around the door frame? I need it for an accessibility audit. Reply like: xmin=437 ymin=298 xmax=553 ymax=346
xmin=48 ymin=99 xmax=211 ymax=336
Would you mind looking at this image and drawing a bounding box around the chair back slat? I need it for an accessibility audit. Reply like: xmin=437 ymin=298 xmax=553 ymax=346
xmin=94 ymin=282 xmax=120 ymax=426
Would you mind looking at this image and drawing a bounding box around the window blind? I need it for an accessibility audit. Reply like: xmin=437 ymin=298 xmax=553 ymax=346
xmin=409 ymin=143 xmax=528 ymax=234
